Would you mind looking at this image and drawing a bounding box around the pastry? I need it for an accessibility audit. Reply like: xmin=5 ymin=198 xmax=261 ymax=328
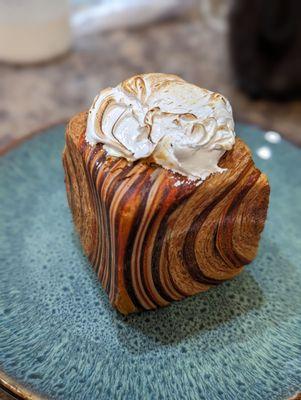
xmin=63 ymin=73 xmax=270 ymax=314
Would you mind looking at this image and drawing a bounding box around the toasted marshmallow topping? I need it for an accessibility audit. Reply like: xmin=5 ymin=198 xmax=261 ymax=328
xmin=86 ymin=73 xmax=235 ymax=180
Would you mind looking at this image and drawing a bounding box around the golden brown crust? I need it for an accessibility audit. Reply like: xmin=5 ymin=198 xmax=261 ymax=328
xmin=62 ymin=111 xmax=270 ymax=314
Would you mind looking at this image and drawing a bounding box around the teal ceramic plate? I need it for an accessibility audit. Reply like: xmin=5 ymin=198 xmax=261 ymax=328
xmin=0 ymin=124 xmax=300 ymax=400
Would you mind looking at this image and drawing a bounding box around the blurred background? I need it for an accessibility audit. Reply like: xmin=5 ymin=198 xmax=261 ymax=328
xmin=0 ymin=0 xmax=301 ymax=151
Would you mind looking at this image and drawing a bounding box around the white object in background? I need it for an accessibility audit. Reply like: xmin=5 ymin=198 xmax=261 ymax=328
xmin=0 ymin=0 xmax=71 ymax=64
xmin=71 ymin=0 xmax=197 ymax=37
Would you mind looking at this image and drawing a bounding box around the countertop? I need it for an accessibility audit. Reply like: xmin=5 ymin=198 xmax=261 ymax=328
xmin=0 ymin=15 xmax=301 ymax=151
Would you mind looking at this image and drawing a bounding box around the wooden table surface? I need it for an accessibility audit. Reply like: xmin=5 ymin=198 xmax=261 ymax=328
xmin=0 ymin=15 xmax=300 ymax=152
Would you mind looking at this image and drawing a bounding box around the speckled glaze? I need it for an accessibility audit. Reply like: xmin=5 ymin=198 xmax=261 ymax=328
xmin=0 ymin=124 xmax=300 ymax=400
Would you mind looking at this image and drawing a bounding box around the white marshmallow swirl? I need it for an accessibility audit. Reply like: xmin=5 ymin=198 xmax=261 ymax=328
xmin=86 ymin=73 xmax=235 ymax=181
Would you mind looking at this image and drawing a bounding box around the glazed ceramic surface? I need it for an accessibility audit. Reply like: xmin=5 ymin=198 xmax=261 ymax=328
xmin=0 ymin=124 xmax=300 ymax=400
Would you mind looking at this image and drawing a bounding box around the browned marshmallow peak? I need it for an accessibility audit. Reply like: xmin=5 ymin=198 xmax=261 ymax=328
xmin=86 ymin=73 xmax=235 ymax=181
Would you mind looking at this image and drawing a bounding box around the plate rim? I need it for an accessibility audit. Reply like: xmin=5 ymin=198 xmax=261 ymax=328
xmin=0 ymin=369 xmax=45 ymax=400
xmin=0 ymin=118 xmax=67 ymax=157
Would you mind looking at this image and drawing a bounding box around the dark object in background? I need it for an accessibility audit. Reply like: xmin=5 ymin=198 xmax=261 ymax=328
xmin=229 ymin=0 xmax=301 ymax=100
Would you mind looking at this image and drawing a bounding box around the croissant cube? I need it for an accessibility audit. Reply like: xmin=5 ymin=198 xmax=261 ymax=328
xmin=63 ymin=111 xmax=270 ymax=314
